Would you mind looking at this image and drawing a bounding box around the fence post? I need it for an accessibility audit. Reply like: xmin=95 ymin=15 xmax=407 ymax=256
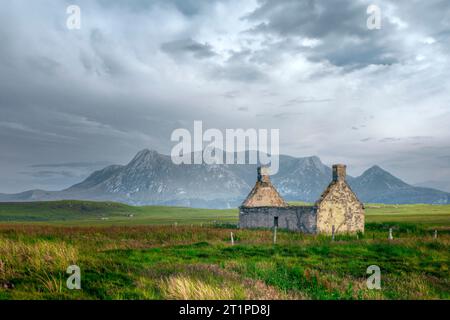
xmin=388 ymin=228 xmax=393 ymax=240
xmin=231 ymin=232 xmax=234 ymax=245
xmin=332 ymin=225 xmax=335 ymax=241
xmin=273 ymin=226 xmax=277 ymax=244
xmin=434 ymin=230 xmax=438 ymax=239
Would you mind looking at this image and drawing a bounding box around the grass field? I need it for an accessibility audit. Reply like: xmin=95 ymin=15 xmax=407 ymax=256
xmin=0 ymin=200 xmax=449 ymax=226
xmin=0 ymin=201 xmax=449 ymax=300
xmin=0 ymin=201 xmax=237 ymax=226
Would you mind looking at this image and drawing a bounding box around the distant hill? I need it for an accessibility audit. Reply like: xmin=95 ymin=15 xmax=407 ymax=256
xmin=0 ymin=200 xmax=237 ymax=224
xmin=1 ymin=149 xmax=449 ymax=208
xmin=350 ymin=166 xmax=450 ymax=204
xmin=414 ymin=180 xmax=450 ymax=193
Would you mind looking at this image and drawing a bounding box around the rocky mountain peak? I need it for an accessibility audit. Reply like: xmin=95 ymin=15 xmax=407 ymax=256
xmin=2 ymin=150 xmax=449 ymax=207
xmin=130 ymin=149 xmax=162 ymax=162
xmin=364 ymin=165 xmax=385 ymax=174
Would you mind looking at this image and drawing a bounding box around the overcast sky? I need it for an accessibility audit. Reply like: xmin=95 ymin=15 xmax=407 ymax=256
xmin=1 ymin=0 xmax=450 ymax=193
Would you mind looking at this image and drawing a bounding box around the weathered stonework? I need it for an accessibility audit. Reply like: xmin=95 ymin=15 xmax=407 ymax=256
xmin=315 ymin=165 xmax=365 ymax=234
xmin=241 ymin=167 xmax=288 ymax=207
xmin=239 ymin=164 xmax=365 ymax=234
xmin=239 ymin=206 xmax=317 ymax=233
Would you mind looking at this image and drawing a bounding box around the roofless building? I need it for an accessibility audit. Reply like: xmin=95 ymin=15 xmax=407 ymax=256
xmin=239 ymin=164 xmax=365 ymax=234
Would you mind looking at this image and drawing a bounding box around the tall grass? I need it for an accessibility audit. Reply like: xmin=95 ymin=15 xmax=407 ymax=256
xmin=0 ymin=238 xmax=77 ymax=279
xmin=0 ymin=223 xmax=448 ymax=300
xmin=160 ymin=275 xmax=235 ymax=300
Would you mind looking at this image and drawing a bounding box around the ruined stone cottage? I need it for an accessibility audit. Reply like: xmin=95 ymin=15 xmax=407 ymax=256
xmin=239 ymin=165 xmax=365 ymax=234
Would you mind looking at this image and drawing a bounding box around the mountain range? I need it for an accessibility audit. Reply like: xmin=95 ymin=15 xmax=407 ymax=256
xmin=0 ymin=149 xmax=449 ymax=208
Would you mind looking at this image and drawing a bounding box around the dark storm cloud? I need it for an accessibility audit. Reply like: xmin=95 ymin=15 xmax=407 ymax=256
xmin=245 ymin=0 xmax=450 ymax=68
xmin=245 ymin=0 xmax=396 ymax=67
xmin=97 ymin=0 xmax=227 ymax=16
xmin=392 ymin=0 xmax=450 ymax=36
xmin=246 ymin=0 xmax=369 ymax=38
xmin=161 ymin=38 xmax=217 ymax=59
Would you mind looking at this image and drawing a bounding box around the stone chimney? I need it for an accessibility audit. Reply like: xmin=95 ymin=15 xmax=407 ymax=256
xmin=257 ymin=166 xmax=270 ymax=183
xmin=332 ymin=164 xmax=346 ymax=182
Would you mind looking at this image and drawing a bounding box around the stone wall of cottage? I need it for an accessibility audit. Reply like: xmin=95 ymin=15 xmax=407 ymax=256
xmin=315 ymin=181 xmax=365 ymax=234
xmin=239 ymin=206 xmax=317 ymax=233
